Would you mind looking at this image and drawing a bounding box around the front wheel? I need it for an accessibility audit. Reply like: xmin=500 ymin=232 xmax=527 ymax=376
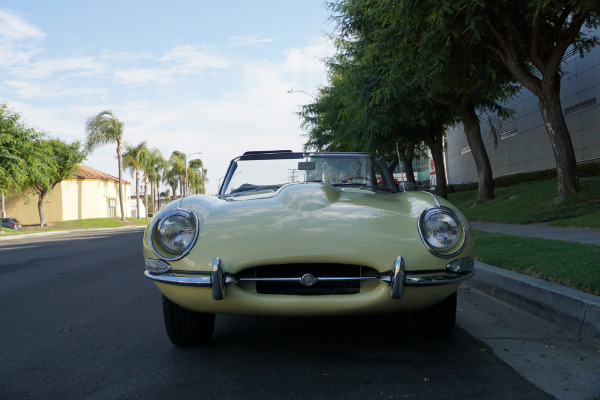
xmin=162 ymin=295 xmax=215 ymax=346
xmin=408 ymin=291 xmax=457 ymax=339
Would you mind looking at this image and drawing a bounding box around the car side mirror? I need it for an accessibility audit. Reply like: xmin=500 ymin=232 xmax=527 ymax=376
xmin=398 ymin=182 xmax=416 ymax=192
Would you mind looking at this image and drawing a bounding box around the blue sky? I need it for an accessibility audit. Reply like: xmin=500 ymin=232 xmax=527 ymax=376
xmin=0 ymin=1 xmax=334 ymax=194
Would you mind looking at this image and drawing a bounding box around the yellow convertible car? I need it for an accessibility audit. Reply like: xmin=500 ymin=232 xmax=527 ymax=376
xmin=143 ymin=151 xmax=474 ymax=345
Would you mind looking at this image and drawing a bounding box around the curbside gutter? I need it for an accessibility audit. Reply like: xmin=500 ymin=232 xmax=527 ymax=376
xmin=470 ymin=261 xmax=600 ymax=345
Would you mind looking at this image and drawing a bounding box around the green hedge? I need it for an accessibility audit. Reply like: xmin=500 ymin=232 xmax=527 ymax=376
xmin=448 ymin=161 xmax=600 ymax=193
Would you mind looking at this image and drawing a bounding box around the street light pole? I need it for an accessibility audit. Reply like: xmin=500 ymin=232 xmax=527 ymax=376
xmin=287 ymin=89 xmax=317 ymax=101
xmin=184 ymin=152 xmax=202 ymax=197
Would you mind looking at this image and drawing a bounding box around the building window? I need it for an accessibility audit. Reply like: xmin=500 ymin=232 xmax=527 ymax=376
xmin=460 ymin=146 xmax=471 ymax=155
xmin=108 ymin=198 xmax=116 ymax=218
xmin=564 ymin=98 xmax=597 ymax=116
xmin=500 ymin=128 xmax=519 ymax=140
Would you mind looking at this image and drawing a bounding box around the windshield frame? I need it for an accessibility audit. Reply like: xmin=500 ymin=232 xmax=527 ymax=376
xmin=218 ymin=151 xmax=398 ymax=197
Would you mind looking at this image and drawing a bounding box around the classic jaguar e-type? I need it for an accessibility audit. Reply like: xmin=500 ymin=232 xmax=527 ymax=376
xmin=143 ymin=151 xmax=474 ymax=345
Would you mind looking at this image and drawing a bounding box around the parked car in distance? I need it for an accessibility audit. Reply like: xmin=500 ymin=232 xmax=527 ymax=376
xmin=143 ymin=151 xmax=474 ymax=345
xmin=2 ymin=218 xmax=22 ymax=231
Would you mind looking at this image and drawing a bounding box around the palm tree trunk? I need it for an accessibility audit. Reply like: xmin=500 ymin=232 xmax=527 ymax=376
xmin=135 ymin=168 xmax=140 ymax=219
xmin=151 ymin=180 xmax=156 ymax=215
xmin=117 ymin=138 xmax=125 ymax=221
xmin=144 ymin=175 xmax=149 ymax=218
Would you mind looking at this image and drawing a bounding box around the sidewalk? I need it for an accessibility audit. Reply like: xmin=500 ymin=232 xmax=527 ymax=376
xmin=471 ymin=221 xmax=600 ymax=245
xmin=469 ymin=222 xmax=600 ymax=345
xmin=0 ymin=225 xmax=146 ymax=241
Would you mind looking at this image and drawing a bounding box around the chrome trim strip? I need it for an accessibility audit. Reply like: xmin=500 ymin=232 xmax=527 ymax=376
xmin=424 ymin=191 xmax=441 ymax=207
xmin=144 ymin=270 xmax=472 ymax=288
xmin=145 ymin=266 xmax=473 ymax=289
xmin=405 ymin=270 xmax=474 ymax=285
xmin=237 ymin=276 xmax=380 ymax=282
xmin=144 ymin=270 xmax=211 ymax=286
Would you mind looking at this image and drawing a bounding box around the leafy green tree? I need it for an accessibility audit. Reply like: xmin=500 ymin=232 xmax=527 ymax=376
xmin=0 ymin=104 xmax=52 ymax=195
xmin=325 ymin=0 xmax=518 ymax=203
xmin=426 ymin=0 xmax=600 ymax=201
xmin=123 ymin=141 xmax=149 ymax=219
xmin=29 ymin=139 xmax=86 ymax=226
xmin=85 ymin=110 xmax=126 ymax=221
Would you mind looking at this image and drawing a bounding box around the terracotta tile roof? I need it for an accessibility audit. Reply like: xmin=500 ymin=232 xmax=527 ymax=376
xmin=72 ymin=164 xmax=130 ymax=184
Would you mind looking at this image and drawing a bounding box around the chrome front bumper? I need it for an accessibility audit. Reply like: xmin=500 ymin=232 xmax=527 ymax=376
xmin=145 ymin=256 xmax=474 ymax=301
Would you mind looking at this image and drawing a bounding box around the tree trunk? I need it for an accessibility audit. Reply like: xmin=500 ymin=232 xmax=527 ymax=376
xmin=144 ymin=175 xmax=149 ymax=218
xmin=151 ymin=180 xmax=156 ymax=216
xmin=388 ymin=159 xmax=399 ymax=178
xmin=399 ymin=151 xmax=416 ymax=186
xmin=117 ymin=139 xmax=125 ymax=221
xmin=538 ymin=77 xmax=579 ymax=201
xmin=456 ymin=100 xmax=494 ymax=204
xmin=155 ymin=181 xmax=160 ymax=213
xmin=135 ymin=169 xmax=140 ymax=219
xmin=38 ymin=189 xmax=48 ymax=226
xmin=430 ymin=128 xmax=448 ymax=199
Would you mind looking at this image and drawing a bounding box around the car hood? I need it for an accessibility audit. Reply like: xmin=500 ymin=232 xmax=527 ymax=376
xmin=148 ymin=183 xmax=471 ymax=274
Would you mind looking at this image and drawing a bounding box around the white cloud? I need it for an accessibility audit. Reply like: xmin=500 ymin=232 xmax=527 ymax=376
xmin=113 ymin=68 xmax=174 ymax=86
xmin=230 ymin=35 xmax=275 ymax=47
xmin=279 ymin=39 xmax=331 ymax=74
xmin=3 ymin=80 xmax=108 ymax=99
xmin=114 ymin=45 xmax=232 ymax=86
xmin=159 ymin=45 xmax=232 ymax=72
xmin=10 ymin=56 xmax=108 ymax=79
xmin=0 ymin=9 xmax=44 ymax=41
xmin=0 ymin=9 xmax=44 ymax=67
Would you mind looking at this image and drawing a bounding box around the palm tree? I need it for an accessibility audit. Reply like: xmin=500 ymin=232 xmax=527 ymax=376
xmin=165 ymin=167 xmax=180 ymax=200
xmin=85 ymin=110 xmax=126 ymax=221
xmin=123 ymin=141 xmax=149 ymax=219
xmin=160 ymin=189 xmax=171 ymax=204
xmin=144 ymin=148 xmax=168 ymax=214
xmin=187 ymin=158 xmax=207 ymax=194
xmin=169 ymin=151 xmax=186 ymax=197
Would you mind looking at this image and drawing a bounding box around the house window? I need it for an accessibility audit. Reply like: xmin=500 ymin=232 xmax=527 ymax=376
xmin=108 ymin=198 xmax=116 ymax=218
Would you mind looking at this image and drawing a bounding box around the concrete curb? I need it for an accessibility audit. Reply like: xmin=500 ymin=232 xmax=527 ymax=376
xmin=470 ymin=261 xmax=600 ymax=344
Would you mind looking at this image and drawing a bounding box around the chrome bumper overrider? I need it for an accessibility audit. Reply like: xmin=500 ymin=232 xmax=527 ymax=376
xmin=144 ymin=256 xmax=474 ymax=301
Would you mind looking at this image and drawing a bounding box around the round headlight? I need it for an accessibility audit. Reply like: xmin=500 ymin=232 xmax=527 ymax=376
xmin=152 ymin=209 xmax=199 ymax=260
xmin=418 ymin=207 xmax=466 ymax=257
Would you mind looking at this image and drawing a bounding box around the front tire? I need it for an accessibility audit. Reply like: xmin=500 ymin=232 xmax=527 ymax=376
xmin=408 ymin=291 xmax=457 ymax=339
xmin=162 ymin=295 xmax=215 ymax=346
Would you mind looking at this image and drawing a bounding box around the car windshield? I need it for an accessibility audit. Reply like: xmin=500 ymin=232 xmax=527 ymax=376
xmin=220 ymin=152 xmax=395 ymax=196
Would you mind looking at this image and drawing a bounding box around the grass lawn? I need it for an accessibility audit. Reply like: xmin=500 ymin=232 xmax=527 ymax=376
xmin=448 ymin=176 xmax=600 ymax=229
xmin=473 ymin=230 xmax=600 ymax=296
xmin=0 ymin=217 xmax=149 ymax=236
xmin=448 ymin=176 xmax=600 ymax=295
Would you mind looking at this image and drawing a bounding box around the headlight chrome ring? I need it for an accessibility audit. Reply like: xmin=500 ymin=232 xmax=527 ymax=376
xmin=418 ymin=206 xmax=467 ymax=258
xmin=150 ymin=209 xmax=199 ymax=261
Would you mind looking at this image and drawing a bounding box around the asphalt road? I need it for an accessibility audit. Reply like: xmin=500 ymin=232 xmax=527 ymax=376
xmin=0 ymin=229 xmax=554 ymax=400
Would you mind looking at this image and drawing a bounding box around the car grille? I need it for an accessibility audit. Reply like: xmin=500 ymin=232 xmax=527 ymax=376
xmin=241 ymin=263 xmax=376 ymax=295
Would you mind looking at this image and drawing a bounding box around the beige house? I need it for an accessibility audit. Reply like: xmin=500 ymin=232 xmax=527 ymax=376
xmin=4 ymin=164 xmax=131 ymax=225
